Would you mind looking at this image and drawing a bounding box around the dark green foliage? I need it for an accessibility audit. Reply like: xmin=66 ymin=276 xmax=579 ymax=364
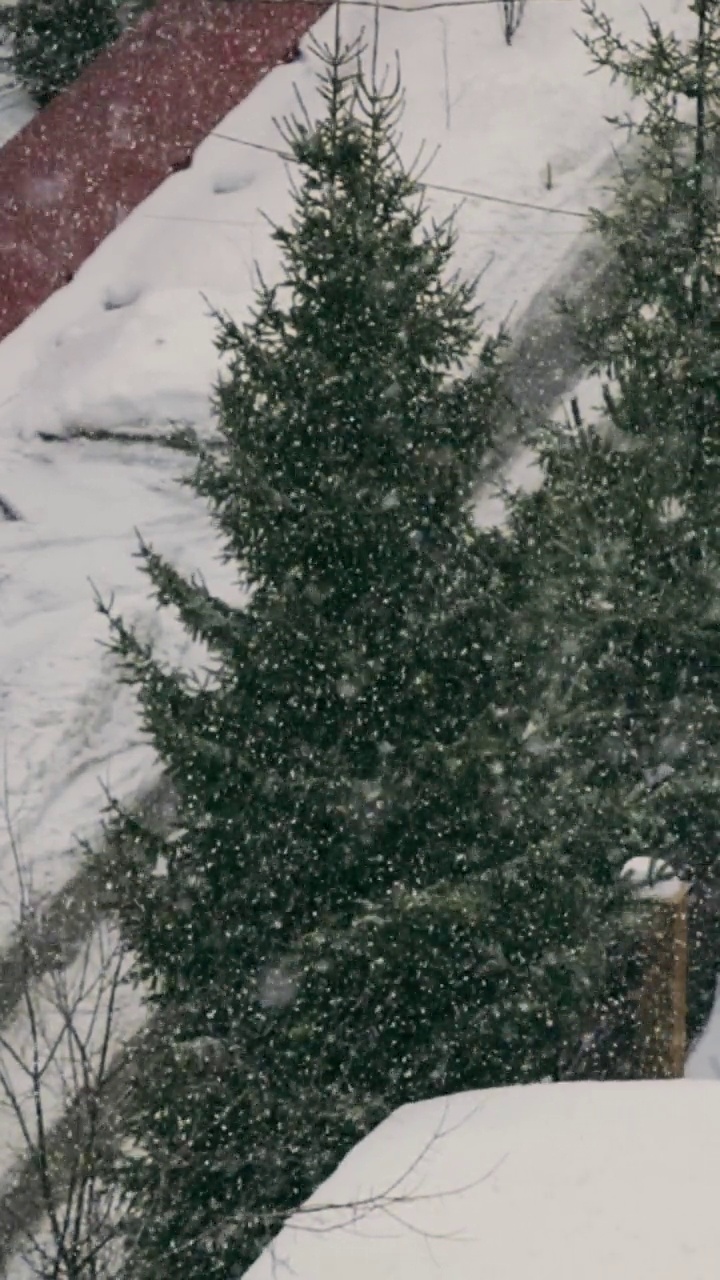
xmin=506 ymin=0 xmax=720 ymax=1049
xmin=98 ymin=37 xmax=631 ymax=1278
xmin=10 ymin=0 xmax=120 ymax=105
xmin=573 ymin=0 xmax=720 ymax=488
xmin=510 ymin=419 xmax=720 ymax=1045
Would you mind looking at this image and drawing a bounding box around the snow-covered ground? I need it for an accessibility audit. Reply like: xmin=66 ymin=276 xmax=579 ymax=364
xmin=3 ymin=0 xmax=720 ymax=1262
xmin=0 ymin=70 xmax=33 ymax=149
xmin=2 ymin=0 xmax=717 ymax=1078
xmin=0 ymin=0 xmax=694 ymax=940
xmin=244 ymin=1079 xmax=720 ymax=1280
xmin=7 ymin=1078 xmax=720 ymax=1279
xmin=0 ymin=17 xmax=35 ymax=150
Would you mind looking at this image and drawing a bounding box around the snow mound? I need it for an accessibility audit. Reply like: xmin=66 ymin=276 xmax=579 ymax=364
xmin=244 ymin=1080 xmax=720 ymax=1280
xmin=13 ymin=288 xmax=236 ymax=438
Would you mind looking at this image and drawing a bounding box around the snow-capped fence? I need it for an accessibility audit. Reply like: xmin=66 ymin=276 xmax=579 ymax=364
xmin=624 ymin=858 xmax=690 ymax=1079
xmin=568 ymin=858 xmax=689 ymax=1083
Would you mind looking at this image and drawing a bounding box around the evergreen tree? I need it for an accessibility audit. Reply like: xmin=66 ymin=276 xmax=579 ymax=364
xmin=11 ymin=0 xmax=119 ymax=106
xmin=98 ymin=37 xmax=630 ymax=1278
xmin=508 ymin=0 xmax=720 ymax=1050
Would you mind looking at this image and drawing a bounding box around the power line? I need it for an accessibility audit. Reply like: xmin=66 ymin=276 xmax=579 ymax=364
xmin=249 ymin=0 xmax=575 ymax=9
xmin=209 ymin=131 xmax=591 ymax=219
xmin=138 ymin=208 xmax=583 ymax=236
xmin=204 ymin=0 xmax=590 ymax=220
xmin=424 ymin=178 xmax=588 ymax=218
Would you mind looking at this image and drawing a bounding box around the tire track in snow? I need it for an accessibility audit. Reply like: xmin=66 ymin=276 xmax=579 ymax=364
xmin=497 ymin=221 xmax=611 ymax=445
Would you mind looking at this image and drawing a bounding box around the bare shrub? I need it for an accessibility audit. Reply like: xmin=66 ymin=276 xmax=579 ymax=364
xmin=0 ymin=810 xmax=139 ymax=1278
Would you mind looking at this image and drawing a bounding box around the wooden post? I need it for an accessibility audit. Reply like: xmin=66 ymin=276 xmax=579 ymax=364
xmin=671 ymin=882 xmax=690 ymax=1076
xmin=635 ymin=881 xmax=690 ymax=1078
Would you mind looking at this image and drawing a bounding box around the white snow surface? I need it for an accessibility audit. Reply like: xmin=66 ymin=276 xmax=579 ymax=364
xmin=0 ymin=20 xmax=35 ymax=150
xmin=688 ymin=983 xmax=720 ymax=1080
xmin=243 ymin=1079 xmax=720 ymax=1280
xmin=622 ymin=854 xmax=687 ymax=902
xmin=0 ymin=72 xmax=33 ymax=148
xmin=0 ymin=0 xmax=699 ymax=939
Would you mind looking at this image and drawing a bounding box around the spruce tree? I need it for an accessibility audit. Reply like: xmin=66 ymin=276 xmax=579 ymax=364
xmin=508 ymin=0 xmax=720 ymax=1052
xmin=11 ymin=0 xmax=119 ymax=105
xmin=98 ymin=37 xmax=630 ymax=1278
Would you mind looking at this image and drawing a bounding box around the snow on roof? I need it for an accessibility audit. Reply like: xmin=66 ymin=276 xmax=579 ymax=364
xmin=244 ymin=1080 xmax=720 ymax=1280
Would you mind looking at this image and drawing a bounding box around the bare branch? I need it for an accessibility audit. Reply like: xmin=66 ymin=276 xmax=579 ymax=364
xmin=0 ymin=801 xmax=129 ymax=1279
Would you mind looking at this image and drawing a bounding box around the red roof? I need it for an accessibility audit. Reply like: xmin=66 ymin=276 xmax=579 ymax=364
xmin=0 ymin=0 xmax=327 ymax=340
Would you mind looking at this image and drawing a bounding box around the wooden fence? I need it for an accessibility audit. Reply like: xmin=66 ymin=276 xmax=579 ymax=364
xmin=636 ymin=881 xmax=690 ymax=1078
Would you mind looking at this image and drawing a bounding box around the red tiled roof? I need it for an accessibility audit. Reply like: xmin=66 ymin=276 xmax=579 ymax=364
xmin=0 ymin=0 xmax=328 ymax=340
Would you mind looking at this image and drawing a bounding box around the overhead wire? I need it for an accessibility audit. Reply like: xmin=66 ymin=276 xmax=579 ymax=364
xmin=208 ymin=131 xmax=593 ymax=219
xmin=204 ymin=1 xmax=592 ymax=220
xmin=142 ymin=0 xmax=598 ymax=232
xmin=247 ymin=0 xmax=576 ymax=10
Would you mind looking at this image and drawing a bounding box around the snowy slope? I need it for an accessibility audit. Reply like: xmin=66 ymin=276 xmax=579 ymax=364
xmin=0 ymin=0 xmax=696 ymax=941
xmin=243 ymin=1079 xmax=720 ymax=1280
